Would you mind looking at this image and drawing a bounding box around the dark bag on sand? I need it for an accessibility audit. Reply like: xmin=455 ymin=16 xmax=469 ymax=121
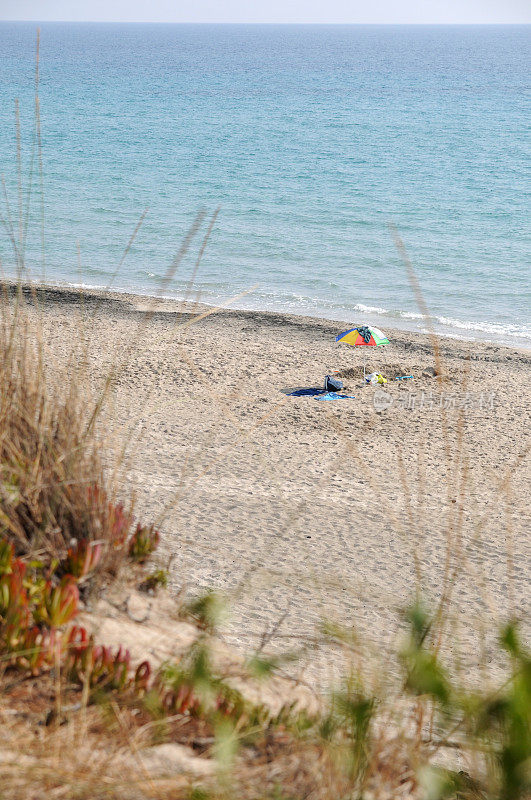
xmin=324 ymin=375 xmax=343 ymax=393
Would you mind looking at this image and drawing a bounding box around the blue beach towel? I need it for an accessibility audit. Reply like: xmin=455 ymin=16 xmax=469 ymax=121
xmin=315 ymin=392 xmax=356 ymax=401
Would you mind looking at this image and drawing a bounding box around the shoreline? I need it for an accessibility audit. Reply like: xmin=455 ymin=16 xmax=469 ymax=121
xmin=6 ymin=277 xmax=531 ymax=357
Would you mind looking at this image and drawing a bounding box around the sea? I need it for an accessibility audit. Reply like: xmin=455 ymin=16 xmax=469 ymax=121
xmin=0 ymin=23 xmax=529 ymax=347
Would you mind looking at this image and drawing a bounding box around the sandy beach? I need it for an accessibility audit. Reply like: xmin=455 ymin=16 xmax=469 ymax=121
xmin=17 ymin=284 xmax=530 ymax=688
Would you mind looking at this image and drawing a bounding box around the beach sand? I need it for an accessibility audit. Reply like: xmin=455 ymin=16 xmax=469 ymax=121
xmin=16 ymin=285 xmax=530 ymax=689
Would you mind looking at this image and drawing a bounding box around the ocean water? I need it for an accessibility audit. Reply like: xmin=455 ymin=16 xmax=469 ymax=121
xmin=0 ymin=23 xmax=529 ymax=346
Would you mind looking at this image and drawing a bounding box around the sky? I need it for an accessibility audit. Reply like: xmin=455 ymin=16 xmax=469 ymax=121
xmin=0 ymin=0 xmax=530 ymax=24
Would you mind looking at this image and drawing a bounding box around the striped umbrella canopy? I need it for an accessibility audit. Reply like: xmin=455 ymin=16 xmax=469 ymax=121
xmin=335 ymin=325 xmax=389 ymax=347
xmin=335 ymin=325 xmax=389 ymax=379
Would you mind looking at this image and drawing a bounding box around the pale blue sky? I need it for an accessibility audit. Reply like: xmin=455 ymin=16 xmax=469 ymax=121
xmin=1 ymin=0 xmax=530 ymax=24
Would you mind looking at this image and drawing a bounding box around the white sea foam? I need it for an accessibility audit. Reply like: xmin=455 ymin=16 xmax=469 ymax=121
xmin=335 ymin=303 xmax=530 ymax=343
xmin=399 ymin=311 xmax=425 ymax=320
xmin=353 ymin=303 xmax=389 ymax=315
xmin=346 ymin=303 xmax=530 ymax=341
xmin=435 ymin=315 xmax=531 ymax=338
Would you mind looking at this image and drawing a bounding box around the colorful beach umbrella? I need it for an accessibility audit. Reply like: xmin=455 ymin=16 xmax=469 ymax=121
xmin=336 ymin=325 xmax=389 ymax=347
xmin=335 ymin=325 xmax=389 ymax=379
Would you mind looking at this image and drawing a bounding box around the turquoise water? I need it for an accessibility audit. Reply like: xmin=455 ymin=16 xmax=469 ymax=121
xmin=0 ymin=23 xmax=529 ymax=346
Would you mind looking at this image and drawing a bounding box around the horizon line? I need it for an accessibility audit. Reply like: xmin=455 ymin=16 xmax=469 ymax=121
xmin=1 ymin=20 xmax=530 ymax=26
